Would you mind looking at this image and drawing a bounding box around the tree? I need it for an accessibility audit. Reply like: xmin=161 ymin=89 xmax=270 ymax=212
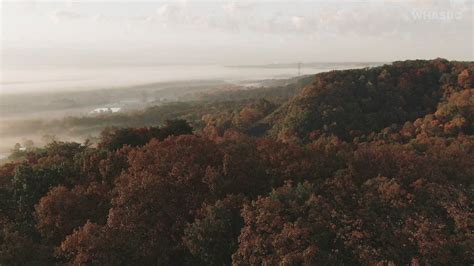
xmin=98 ymin=119 xmax=193 ymax=151
xmin=105 ymin=135 xmax=222 ymax=264
xmin=0 ymin=222 xmax=52 ymax=265
xmin=233 ymin=181 xmax=357 ymax=265
xmin=58 ymin=222 xmax=128 ymax=265
xmin=183 ymin=195 xmax=246 ymax=265
xmin=35 ymin=183 xmax=110 ymax=244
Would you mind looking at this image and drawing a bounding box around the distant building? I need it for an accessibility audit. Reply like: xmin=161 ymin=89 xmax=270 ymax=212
xmin=89 ymin=107 xmax=121 ymax=114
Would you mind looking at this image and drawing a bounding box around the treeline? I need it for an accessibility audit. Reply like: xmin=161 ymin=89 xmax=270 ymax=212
xmin=185 ymin=75 xmax=314 ymax=103
xmin=0 ymin=59 xmax=473 ymax=265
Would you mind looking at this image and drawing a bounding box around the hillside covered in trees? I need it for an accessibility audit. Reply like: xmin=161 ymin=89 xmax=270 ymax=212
xmin=1 ymin=59 xmax=473 ymax=265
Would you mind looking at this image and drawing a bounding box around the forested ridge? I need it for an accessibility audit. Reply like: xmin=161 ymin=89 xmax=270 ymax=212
xmin=1 ymin=59 xmax=473 ymax=265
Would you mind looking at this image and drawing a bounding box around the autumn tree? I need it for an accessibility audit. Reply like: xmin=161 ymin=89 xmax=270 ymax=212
xmin=98 ymin=119 xmax=193 ymax=150
xmin=183 ymin=195 xmax=246 ymax=265
xmin=35 ymin=182 xmax=110 ymax=244
xmin=233 ymin=181 xmax=357 ymax=265
xmin=105 ymin=135 xmax=222 ymax=264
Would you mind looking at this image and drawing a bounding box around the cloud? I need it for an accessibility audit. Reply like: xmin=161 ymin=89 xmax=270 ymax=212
xmin=47 ymin=1 xmax=472 ymax=39
xmin=50 ymin=10 xmax=84 ymax=23
xmin=156 ymin=4 xmax=171 ymax=16
xmin=92 ymin=13 xmax=104 ymax=22
xmin=291 ymin=16 xmax=305 ymax=30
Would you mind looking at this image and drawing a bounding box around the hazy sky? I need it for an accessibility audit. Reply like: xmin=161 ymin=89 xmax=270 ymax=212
xmin=1 ymin=0 xmax=473 ymax=67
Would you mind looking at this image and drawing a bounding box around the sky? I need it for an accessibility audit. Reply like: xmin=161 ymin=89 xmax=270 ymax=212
xmin=1 ymin=0 xmax=473 ymax=67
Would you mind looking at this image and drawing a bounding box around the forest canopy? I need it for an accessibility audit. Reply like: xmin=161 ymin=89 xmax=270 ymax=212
xmin=1 ymin=59 xmax=473 ymax=265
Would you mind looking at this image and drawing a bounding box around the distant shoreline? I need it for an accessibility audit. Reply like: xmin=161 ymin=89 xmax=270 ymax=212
xmin=224 ymin=62 xmax=387 ymax=69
